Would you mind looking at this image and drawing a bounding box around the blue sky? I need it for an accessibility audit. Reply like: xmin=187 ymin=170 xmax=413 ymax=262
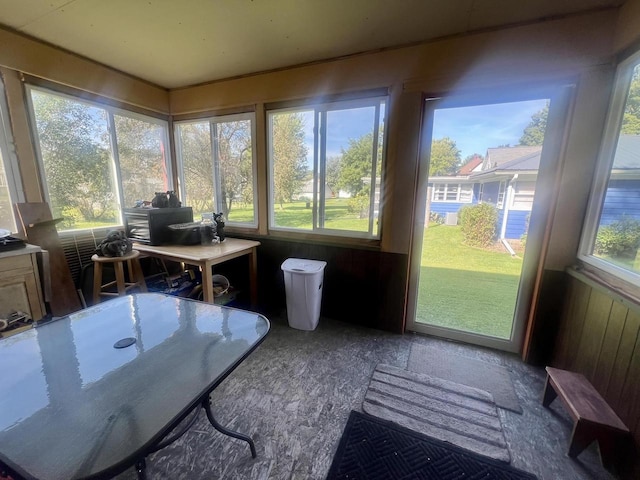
xmin=301 ymin=104 xmax=386 ymax=166
xmin=432 ymin=99 xmax=549 ymax=160
xmin=299 ymin=98 xmax=547 ymax=167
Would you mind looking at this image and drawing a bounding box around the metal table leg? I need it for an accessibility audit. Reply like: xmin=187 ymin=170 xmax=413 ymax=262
xmin=135 ymin=458 xmax=147 ymax=480
xmin=202 ymin=397 xmax=257 ymax=458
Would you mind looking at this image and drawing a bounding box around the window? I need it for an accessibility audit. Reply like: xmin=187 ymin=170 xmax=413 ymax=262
xmin=267 ymin=96 xmax=386 ymax=238
xmin=0 ymin=80 xmax=23 ymax=232
xmin=511 ymin=181 xmax=535 ymax=210
xmin=431 ymin=183 xmax=473 ymax=203
xmin=27 ymin=86 xmax=171 ymax=232
xmin=497 ymin=181 xmax=506 ymax=208
xmin=175 ymin=113 xmax=257 ymax=226
xmin=579 ymin=50 xmax=640 ymax=284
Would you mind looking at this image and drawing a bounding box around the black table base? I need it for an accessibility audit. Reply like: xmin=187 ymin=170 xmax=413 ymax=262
xmin=135 ymin=397 xmax=256 ymax=479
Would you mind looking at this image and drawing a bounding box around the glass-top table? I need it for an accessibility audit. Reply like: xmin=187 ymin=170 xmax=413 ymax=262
xmin=0 ymin=293 xmax=270 ymax=480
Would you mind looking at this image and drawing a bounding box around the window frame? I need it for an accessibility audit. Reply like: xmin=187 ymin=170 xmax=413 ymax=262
xmin=25 ymin=85 xmax=173 ymax=233
xmin=497 ymin=181 xmax=506 ymax=208
xmin=174 ymin=111 xmax=258 ymax=228
xmin=0 ymin=79 xmax=25 ymax=232
xmin=266 ymin=95 xmax=387 ymax=239
xmin=431 ymin=183 xmax=473 ymax=203
xmin=578 ymin=49 xmax=640 ymax=287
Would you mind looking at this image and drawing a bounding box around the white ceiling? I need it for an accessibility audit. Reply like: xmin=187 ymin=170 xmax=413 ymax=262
xmin=0 ymin=0 xmax=625 ymax=89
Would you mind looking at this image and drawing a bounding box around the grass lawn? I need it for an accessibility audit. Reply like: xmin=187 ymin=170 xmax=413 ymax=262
xmin=270 ymin=198 xmax=370 ymax=231
xmin=416 ymin=224 xmax=524 ymax=339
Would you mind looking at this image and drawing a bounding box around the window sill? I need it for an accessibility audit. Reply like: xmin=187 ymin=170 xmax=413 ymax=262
xmin=569 ymin=262 xmax=640 ymax=311
xmin=228 ymin=228 xmax=381 ymax=251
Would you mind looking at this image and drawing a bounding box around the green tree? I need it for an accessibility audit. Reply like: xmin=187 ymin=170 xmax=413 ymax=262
xmin=178 ymin=122 xmax=215 ymax=215
xmin=114 ymin=115 xmax=168 ymax=208
xmin=336 ymin=132 xmax=382 ymax=196
xmin=429 ymin=137 xmax=461 ymax=176
xmin=519 ymin=103 xmax=549 ymax=146
xmin=622 ymin=67 xmax=640 ymax=134
xmin=216 ymin=120 xmax=253 ymax=217
xmin=272 ymin=113 xmax=308 ymax=207
xmin=31 ymin=91 xmax=117 ymax=227
xmin=326 ymin=156 xmax=342 ymax=195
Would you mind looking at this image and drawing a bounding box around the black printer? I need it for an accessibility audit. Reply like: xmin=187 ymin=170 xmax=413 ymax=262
xmin=124 ymin=207 xmax=194 ymax=245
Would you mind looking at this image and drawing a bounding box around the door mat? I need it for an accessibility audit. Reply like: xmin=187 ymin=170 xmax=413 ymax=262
xmin=363 ymin=364 xmax=511 ymax=462
xmin=326 ymin=410 xmax=537 ymax=480
xmin=408 ymin=343 xmax=522 ymax=414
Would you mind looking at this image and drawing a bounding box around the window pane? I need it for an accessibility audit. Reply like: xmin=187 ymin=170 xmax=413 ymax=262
xmin=269 ymin=110 xmax=313 ymax=230
xmin=269 ymin=99 xmax=385 ymax=238
xmin=177 ymin=115 xmax=256 ymax=225
xmin=460 ymin=185 xmax=473 ymax=203
xmin=214 ymin=119 xmax=255 ymax=224
xmin=30 ymin=90 xmax=119 ymax=231
xmin=592 ymin=63 xmax=640 ymax=275
xmin=324 ymin=105 xmax=379 ymax=233
xmin=497 ymin=181 xmax=506 ymax=208
xmin=433 ymin=184 xmax=445 ymax=201
xmin=114 ymin=115 xmax=170 ymax=209
xmin=0 ymin=150 xmax=15 ymax=231
xmin=176 ymin=121 xmax=214 ymax=219
xmin=445 ymin=184 xmax=459 ymax=201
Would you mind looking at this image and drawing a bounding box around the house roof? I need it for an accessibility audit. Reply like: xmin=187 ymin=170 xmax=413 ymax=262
xmin=457 ymin=157 xmax=483 ymax=175
xmin=482 ymin=146 xmax=543 ymax=170
xmin=613 ymin=134 xmax=640 ymax=169
xmin=432 ymin=135 xmax=640 ymax=182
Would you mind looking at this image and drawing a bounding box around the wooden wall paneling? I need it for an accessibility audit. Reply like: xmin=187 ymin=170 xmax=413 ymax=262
xmin=554 ymin=276 xmax=591 ymax=368
xmin=574 ymin=288 xmax=613 ymax=380
xmin=619 ymin=329 xmax=640 ymax=435
xmin=526 ymin=269 xmax=568 ymax=365
xmin=592 ymin=301 xmax=628 ymax=398
xmin=375 ymin=252 xmax=408 ymax=334
xmin=606 ymin=309 xmax=640 ymax=414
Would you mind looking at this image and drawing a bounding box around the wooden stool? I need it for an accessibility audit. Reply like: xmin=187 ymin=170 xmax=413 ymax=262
xmin=91 ymin=250 xmax=147 ymax=304
xmin=542 ymin=366 xmax=630 ymax=470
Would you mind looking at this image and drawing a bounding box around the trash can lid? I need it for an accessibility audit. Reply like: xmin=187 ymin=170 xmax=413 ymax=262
xmin=281 ymin=258 xmax=327 ymax=274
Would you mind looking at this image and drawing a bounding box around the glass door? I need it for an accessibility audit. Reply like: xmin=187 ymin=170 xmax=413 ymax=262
xmin=406 ymin=88 xmax=571 ymax=352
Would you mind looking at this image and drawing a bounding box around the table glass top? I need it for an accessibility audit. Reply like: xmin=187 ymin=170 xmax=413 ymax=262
xmin=0 ymin=293 xmax=269 ymax=480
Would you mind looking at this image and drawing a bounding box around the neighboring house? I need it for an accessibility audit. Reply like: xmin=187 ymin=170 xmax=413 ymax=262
xmin=296 ymin=179 xmax=338 ymax=200
xmin=600 ymin=134 xmax=640 ymax=225
xmin=428 ymin=135 xmax=640 ymax=240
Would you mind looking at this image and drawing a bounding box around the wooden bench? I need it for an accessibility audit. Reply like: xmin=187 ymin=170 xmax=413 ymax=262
xmin=542 ymin=366 xmax=630 ymax=469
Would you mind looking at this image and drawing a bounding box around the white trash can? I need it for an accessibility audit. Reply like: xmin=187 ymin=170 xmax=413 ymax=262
xmin=281 ymin=258 xmax=327 ymax=331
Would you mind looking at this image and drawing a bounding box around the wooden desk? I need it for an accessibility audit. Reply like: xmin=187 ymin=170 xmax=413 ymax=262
xmin=133 ymin=238 xmax=260 ymax=306
xmin=0 ymin=244 xmax=45 ymax=337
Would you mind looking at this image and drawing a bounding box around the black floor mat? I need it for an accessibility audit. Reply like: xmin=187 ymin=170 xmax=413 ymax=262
xmin=326 ymin=410 xmax=537 ymax=480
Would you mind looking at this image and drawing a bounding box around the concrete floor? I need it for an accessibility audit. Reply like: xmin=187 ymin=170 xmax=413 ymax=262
xmin=118 ymin=314 xmax=618 ymax=480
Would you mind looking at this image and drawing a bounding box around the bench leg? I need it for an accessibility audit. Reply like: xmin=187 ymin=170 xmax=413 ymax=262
xmin=568 ymin=421 xmax=596 ymax=458
xmin=542 ymin=374 xmax=558 ymax=407
xmin=598 ymin=431 xmax=623 ymax=471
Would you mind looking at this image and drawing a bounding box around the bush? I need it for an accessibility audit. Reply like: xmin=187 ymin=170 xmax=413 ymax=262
xmin=458 ymin=203 xmax=498 ymax=247
xmin=348 ymin=192 xmax=369 ymax=218
xmin=595 ymin=217 xmax=640 ymax=258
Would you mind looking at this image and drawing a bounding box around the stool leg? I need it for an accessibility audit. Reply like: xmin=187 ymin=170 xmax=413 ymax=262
xmin=93 ymin=262 xmax=103 ymax=305
xmin=115 ymin=261 xmax=126 ymax=296
xmin=133 ymin=259 xmax=148 ymax=292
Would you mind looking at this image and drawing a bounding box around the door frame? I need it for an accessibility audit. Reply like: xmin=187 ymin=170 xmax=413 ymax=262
xmin=405 ymin=83 xmax=575 ymax=353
